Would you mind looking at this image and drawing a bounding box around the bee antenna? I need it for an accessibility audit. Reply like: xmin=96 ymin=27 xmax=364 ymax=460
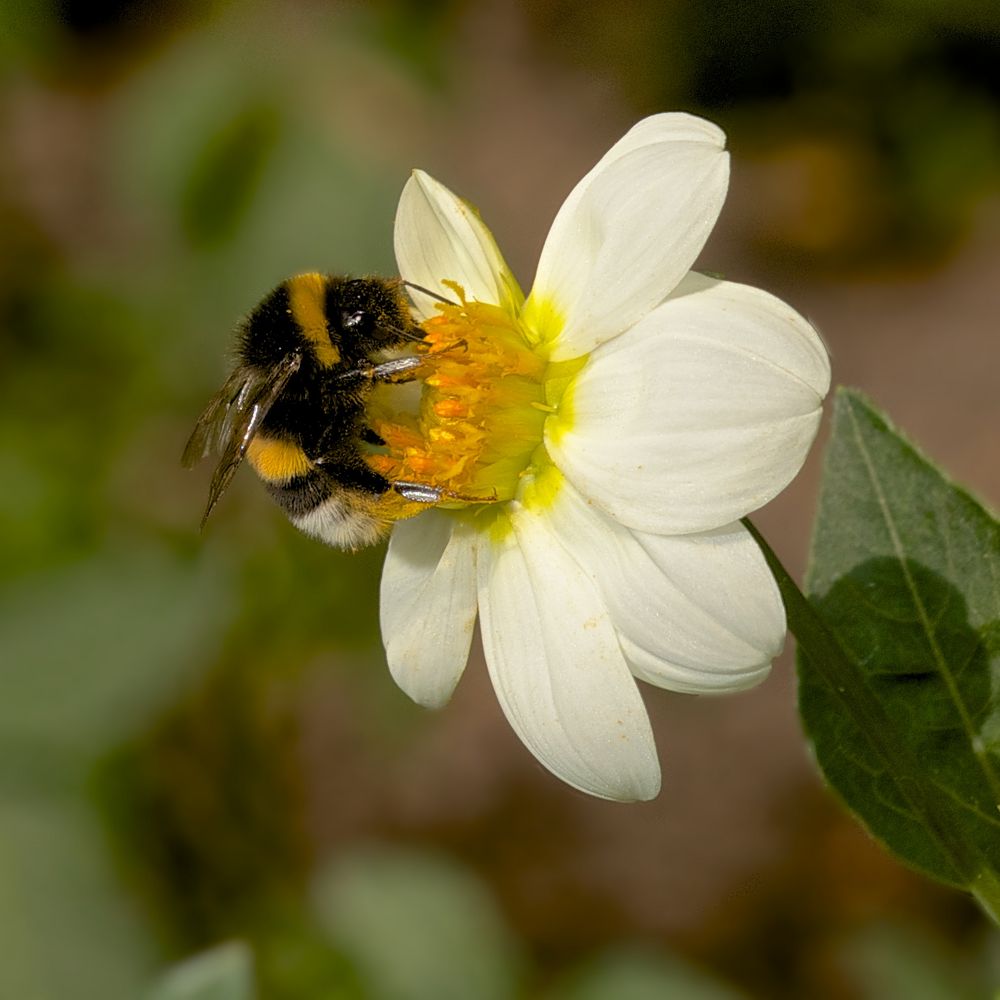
xmin=377 ymin=316 xmax=427 ymax=344
xmin=402 ymin=280 xmax=458 ymax=306
xmin=393 ymin=325 xmax=427 ymax=344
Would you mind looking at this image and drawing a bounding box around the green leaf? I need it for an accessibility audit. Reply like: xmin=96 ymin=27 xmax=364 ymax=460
xmin=838 ymin=921 xmax=994 ymax=1000
xmin=799 ymin=388 xmax=1000 ymax=913
xmin=180 ymin=103 xmax=281 ymax=248
xmin=0 ymin=543 xmax=233 ymax=785
xmin=312 ymin=846 xmax=522 ymax=1000
xmin=551 ymin=947 xmax=749 ymax=1000
xmin=0 ymin=792 xmax=155 ymax=1000
xmin=144 ymin=943 xmax=254 ymax=1000
xmin=0 ymin=543 xmax=236 ymax=998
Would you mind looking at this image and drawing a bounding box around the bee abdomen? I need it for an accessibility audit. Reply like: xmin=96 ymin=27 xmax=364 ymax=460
xmin=247 ymin=437 xmax=312 ymax=483
xmin=290 ymin=492 xmax=386 ymax=550
xmin=263 ymin=469 xmax=335 ymax=518
xmin=263 ymin=465 xmax=390 ymax=550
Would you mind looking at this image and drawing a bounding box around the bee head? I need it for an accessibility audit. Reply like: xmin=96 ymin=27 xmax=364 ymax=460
xmin=238 ymin=274 xmax=419 ymax=376
xmin=326 ymin=276 xmax=421 ymax=364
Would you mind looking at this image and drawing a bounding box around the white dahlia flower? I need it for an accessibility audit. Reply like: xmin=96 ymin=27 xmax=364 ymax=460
xmin=374 ymin=113 xmax=831 ymax=802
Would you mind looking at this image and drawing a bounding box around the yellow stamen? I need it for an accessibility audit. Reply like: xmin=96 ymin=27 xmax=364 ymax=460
xmin=370 ymin=285 xmax=574 ymax=512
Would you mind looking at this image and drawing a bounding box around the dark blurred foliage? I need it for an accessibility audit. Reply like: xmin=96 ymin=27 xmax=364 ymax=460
xmin=522 ymin=0 xmax=1000 ymax=266
xmin=181 ymin=102 xmax=283 ymax=247
xmin=1 ymin=1 xmax=998 ymax=998
xmin=55 ymin=0 xmax=182 ymax=36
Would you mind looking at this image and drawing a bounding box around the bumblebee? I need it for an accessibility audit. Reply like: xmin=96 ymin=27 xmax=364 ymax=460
xmin=183 ymin=272 xmax=445 ymax=549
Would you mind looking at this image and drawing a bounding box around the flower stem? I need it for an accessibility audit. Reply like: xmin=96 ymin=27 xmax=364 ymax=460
xmin=742 ymin=517 xmax=1000 ymax=927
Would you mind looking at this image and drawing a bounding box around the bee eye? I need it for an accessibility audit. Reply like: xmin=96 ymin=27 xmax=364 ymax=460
xmin=342 ymin=309 xmax=372 ymax=334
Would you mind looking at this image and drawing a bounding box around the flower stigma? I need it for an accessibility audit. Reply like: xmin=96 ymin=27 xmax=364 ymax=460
xmin=368 ymin=283 xmax=584 ymax=518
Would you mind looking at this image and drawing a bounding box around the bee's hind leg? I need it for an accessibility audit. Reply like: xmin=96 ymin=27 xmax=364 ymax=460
xmin=393 ymin=481 xmax=443 ymax=504
xmin=392 ymin=481 xmax=498 ymax=506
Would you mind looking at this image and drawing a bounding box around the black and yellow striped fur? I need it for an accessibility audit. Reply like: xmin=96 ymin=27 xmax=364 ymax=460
xmin=183 ymin=273 xmax=440 ymax=549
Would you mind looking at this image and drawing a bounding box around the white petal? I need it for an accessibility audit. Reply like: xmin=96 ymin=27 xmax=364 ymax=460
xmin=547 ymin=272 xmax=831 ymax=534
xmin=476 ymin=505 xmax=660 ymax=801
xmin=524 ymin=113 xmax=729 ymax=359
xmin=542 ymin=479 xmax=783 ymax=693
xmin=380 ymin=511 xmax=477 ymax=708
xmin=394 ymin=170 xmax=523 ymax=319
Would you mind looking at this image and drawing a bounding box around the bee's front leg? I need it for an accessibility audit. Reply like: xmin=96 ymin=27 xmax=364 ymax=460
xmin=335 ymin=355 xmax=425 ymax=386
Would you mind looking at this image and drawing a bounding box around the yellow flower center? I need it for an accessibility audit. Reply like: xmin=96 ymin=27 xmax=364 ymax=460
xmin=369 ymin=285 xmax=582 ymax=514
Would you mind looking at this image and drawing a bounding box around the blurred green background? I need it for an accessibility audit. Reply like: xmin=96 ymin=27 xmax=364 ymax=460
xmin=2 ymin=1 xmax=999 ymax=997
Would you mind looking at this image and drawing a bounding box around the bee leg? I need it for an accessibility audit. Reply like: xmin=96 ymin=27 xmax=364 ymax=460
xmin=374 ymin=341 xmax=470 ymax=380
xmin=335 ymin=355 xmax=425 ymax=386
xmin=392 ymin=481 xmax=498 ymax=505
xmin=370 ymin=355 xmax=426 ymax=383
xmin=394 ymin=481 xmax=443 ymax=504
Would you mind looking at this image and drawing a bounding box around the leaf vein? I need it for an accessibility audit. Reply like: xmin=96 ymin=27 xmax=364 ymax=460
xmin=844 ymin=397 xmax=1000 ymax=806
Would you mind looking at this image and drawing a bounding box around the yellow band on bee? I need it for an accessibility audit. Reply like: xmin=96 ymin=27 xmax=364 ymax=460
xmin=288 ymin=273 xmax=341 ymax=368
xmin=247 ymin=437 xmax=313 ymax=482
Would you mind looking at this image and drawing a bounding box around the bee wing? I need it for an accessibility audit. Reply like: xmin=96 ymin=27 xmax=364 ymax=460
xmin=185 ymin=352 xmax=303 ymax=527
xmin=181 ymin=366 xmax=255 ymax=468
